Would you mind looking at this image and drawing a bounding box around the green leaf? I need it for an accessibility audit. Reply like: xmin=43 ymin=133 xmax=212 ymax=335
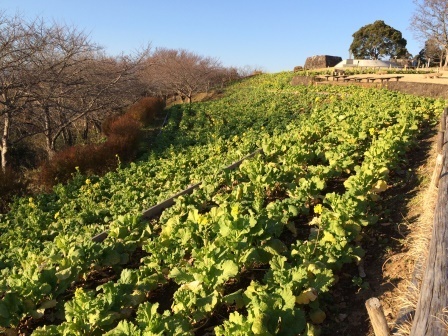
xmin=288 ymin=205 xmax=299 ymax=217
xmin=196 ymin=291 xmax=218 ymax=313
xmin=56 ymin=268 xmax=72 ymax=281
xmin=223 ymin=289 xmax=245 ymax=309
xmin=119 ymin=269 xmax=136 ymax=285
xmin=39 ymin=283 xmax=52 ymax=295
xmin=104 ymin=320 xmax=141 ymax=335
xmin=220 ymin=260 xmax=238 ymax=279
xmin=264 ymin=239 xmax=287 ymax=255
xmin=241 ymin=247 xmax=272 ymax=264
xmin=277 ymin=308 xmax=306 ymax=336
xmin=169 ymin=267 xmax=195 ymax=283
xmin=0 ymin=302 xmax=10 ymax=318
xmin=103 ymin=250 xmax=121 ymax=266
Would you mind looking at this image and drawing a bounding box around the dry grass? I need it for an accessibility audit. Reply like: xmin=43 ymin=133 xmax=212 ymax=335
xmin=394 ymin=319 xmax=413 ymax=336
xmin=391 ymin=133 xmax=440 ymax=335
xmin=435 ymin=307 xmax=448 ymax=333
xmin=393 ymin=280 xmax=421 ymax=336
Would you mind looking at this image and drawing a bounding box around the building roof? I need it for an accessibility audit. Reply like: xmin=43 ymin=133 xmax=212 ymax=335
xmin=335 ymin=59 xmax=402 ymax=68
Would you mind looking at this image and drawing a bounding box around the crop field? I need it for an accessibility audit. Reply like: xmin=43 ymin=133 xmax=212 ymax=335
xmin=0 ymin=72 xmax=444 ymax=335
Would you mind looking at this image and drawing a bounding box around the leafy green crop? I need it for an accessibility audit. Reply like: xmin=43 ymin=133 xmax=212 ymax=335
xmin=0 ymin=71 xmax=444 ymax=334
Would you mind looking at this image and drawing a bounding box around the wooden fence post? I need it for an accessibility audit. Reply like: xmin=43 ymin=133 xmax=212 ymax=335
xmin=366 ymin=297 xmax=390 ymax=336
xmin=437 ymin=131 xmax=444 ymax=154
xmin=442 ymin=107 xmax=447 ymax=132
xmin=437 ymin=109 xmax=446 ymax=153
xmin=431 ymin=110 xmax=447 ymax=188
xmin=430 ymin=154 xmax=444 ymax=189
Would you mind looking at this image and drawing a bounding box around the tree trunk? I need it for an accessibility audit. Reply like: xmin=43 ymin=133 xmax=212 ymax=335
xmin=444 ymin=49 xmax=448 ymax=69
xmin=61 ymin=127 xmax=74 ymax=146
xmin=44 ymin=108 xmax=56 ymax=160
xmin=82 ymin=116 xmax=89 ymax=140
xmin=92 ymin=119 xmax=102 ymax=133
xmin=45 ymin=137 xmax=56 ymax=160
xmin=1 ymin=112 xmax=10 ymax=172
xmin=186 ymin=89 xmax=193 ymax=104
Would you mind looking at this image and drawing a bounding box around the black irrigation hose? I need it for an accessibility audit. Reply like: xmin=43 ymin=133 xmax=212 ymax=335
xmin=91 ymin=148 xmax=263 ymax=243
xmin=157 ymin=109 xmax=170 ymax=137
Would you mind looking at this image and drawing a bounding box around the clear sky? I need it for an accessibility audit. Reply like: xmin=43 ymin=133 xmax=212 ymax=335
xmin=3 ymin=0 xmax=421 ymax=73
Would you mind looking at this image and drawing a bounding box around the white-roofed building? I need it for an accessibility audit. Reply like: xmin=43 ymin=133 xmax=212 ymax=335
xmin=335 ymin=59 xmax=402 ymax=69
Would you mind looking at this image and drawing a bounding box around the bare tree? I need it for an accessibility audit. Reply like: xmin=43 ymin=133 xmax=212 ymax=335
xmin=76 ymin=55 xmax=149 ymax=141
xmin=0 ymin=13 xmax=40 ymax=171
xmin=27 ymin=50 xmax=149 ymax=158
xmin=22 ymin=23 xmax=102 ymax=158
xmin=410 ymin=0 xmax=448 ymax=67
xmin=147 ymin=48 xmax=223 ymax=103
xmin=425 ymin=37 xmax=445 ymax=66
xmin=0 ymin=13 xmax=150 ymax=167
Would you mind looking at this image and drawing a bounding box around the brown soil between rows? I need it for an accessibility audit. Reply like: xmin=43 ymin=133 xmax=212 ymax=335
xmin=312 ymin=75 xmax=442 ymax=335
xmin=321 ymin=129 xmax=437 ymax=336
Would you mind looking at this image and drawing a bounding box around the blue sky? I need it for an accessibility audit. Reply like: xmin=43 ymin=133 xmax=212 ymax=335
xmin=3 ymin=0 xmax=420 ymax=73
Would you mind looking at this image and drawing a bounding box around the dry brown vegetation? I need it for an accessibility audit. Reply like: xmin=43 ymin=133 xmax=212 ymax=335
xmin=37 ymin=97 xmax=165 ymax=190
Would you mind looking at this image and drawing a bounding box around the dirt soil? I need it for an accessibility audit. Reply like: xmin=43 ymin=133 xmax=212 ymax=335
xmin=363 ymin=72 xmax=448 ymax=99
xmin=321 ymin=129 xmax=438 ymax=336
xmin=292 ymin=71 xmax=448 ymax=99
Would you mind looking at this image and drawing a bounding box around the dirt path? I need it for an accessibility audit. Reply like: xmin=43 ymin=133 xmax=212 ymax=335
xmin=396 ymin=72 xmax=448 ymax=85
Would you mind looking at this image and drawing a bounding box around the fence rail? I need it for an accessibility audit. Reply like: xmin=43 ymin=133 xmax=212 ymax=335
xmin=410 ymin=107 xmax=448 ymax=336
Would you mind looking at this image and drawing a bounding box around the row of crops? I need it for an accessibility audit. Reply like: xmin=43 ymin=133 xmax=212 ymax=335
xmin=0 ymin=72 xmax=444 ymax=335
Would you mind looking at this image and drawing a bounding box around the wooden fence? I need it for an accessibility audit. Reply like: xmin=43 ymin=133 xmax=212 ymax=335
xmin=410 ymin=107 xmax=448 ymax=335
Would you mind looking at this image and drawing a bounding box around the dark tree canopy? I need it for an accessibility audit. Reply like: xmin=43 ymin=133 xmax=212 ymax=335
xmin=349 ymin=20 xmax=408 ymax=59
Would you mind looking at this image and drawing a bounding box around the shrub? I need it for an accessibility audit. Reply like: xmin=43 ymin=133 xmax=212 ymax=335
xmin=38 ymin=97 xmax=161 ymax=189
xmin=0 ymin=168 xmax=28 ymax=213
xmin=101 ymin=114 xmax=120 ymax=137
xmin=39 ymin=115 xmax=142 ymax=189
xmin=106 ymin=114 xmax=141 ymax=139
xmin=102 ymin=114 xmax=142 ymax=162
xmin=39 ymin=146 xmax=86 ymax=188
xmin=126 ymin=97 xmax=165 ymax=126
